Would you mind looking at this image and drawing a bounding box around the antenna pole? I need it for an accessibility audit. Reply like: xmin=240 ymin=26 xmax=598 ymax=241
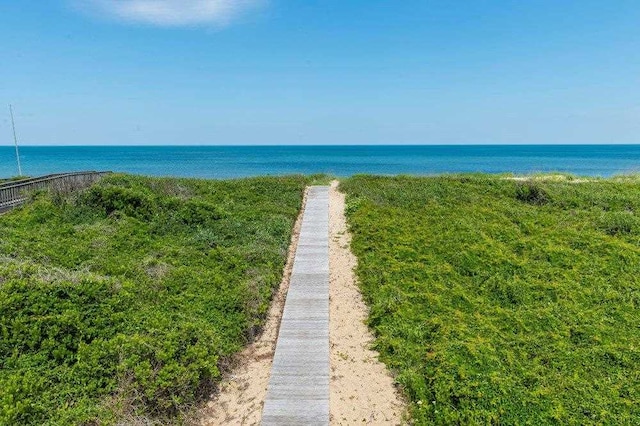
xmin=9 ymin=104 xmax=23 ymax=176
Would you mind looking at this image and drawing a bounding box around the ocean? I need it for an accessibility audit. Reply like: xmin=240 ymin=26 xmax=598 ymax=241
xmin=1 ymin=145 xmax=639 ymax=179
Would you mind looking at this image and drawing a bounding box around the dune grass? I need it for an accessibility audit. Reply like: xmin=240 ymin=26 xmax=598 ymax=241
xmin=341 ymin=174 xmax=640 ymax=424
xmin=0 ymin=174 xmax=309 ymax=425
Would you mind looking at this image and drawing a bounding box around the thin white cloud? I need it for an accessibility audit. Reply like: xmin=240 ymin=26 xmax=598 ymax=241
xmin=78 ymin=0 xmax=263 ymax=27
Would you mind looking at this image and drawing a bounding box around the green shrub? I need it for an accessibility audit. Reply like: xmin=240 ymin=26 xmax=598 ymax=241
xmin=0 ymin=174 xmax=310 ymax=424
xmin=85 ymin=184 xmax=155 ymax=219
xmin=342 ymin=174 xmax=640 ymax=425
xmin=598 ymin=211 xmax=639 ymax=236
xmin=178 ymin=199 xmax=225 ymax=226
xmin=345 ymin=196 xmax=365 ymax=216
xmin=515 ymin=180 xmax=550 ymax=205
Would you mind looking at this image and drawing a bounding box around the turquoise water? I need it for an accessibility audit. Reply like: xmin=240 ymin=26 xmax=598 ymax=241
xmin=1 ymin=145 xmax=639 ymax=179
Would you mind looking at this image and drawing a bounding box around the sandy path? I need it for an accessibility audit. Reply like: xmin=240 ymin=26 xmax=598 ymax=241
xmin=329 ymin=181 xmax=406 ymax=425
xmin=199 ymin=182 xmax=406 ymax=425
xmin=198 ymin=189 xmax=308 ymax=425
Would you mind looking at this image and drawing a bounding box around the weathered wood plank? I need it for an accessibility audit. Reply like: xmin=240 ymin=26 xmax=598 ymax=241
xmin=262 ymin=186 xmax=330 ymax=426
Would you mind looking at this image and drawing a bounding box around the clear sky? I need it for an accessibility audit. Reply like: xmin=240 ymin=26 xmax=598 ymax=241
xmin=1 ymin=0 xmax=639 ymax=145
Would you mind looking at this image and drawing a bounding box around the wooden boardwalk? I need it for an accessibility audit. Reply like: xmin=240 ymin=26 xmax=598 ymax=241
xmin=262 ymin=186 xmax=330 ymax=425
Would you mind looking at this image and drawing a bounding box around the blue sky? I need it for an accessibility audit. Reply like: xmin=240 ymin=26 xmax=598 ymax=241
xmin=1 ymin=0 xmax=639 ymax=145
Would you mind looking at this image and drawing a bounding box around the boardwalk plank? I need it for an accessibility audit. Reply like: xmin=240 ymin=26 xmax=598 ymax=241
xmin=261 ymin=186 xmax=330 ymax=426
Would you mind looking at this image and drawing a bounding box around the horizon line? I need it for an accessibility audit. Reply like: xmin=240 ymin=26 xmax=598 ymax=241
xmin=2 ymin=143 xmax=640 ymax=148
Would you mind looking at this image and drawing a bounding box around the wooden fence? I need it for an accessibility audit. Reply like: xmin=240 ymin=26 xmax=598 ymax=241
xmin=0 ymin=171 xmax=111 ymax=213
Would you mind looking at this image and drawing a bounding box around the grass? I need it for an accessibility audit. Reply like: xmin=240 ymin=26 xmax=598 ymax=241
xmin=341 ymin=174 xmax=640 ymax=425
xmin=0 ymin=173 xmax=310 ymax=425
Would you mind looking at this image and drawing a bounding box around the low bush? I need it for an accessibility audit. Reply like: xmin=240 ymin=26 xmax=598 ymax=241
xmin=84 ymin=184 xmax=155 ymax=219
xmin=0 ymin=174 xmax=309 ymax=425
xmin=342 ymin=175 xmax=640 ymax=425
xmin=515 ymin=180 xmax=550 ymax=205
xmin=597 ymin=210 xmax=639 ymax=236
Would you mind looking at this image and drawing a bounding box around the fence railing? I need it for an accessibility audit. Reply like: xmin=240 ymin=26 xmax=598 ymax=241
xmin=0 ymin=173 xmax=70 ymax=188
xmin=0 ymin=171 xmax=111 ymax=213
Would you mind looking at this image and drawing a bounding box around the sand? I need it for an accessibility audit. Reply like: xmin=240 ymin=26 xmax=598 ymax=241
xmin=506 ymin=175 xmax=592 ymax=183
xmin=328 ymin=181 xmax=405 ymax=425
xmin=199 ymin=182 xmax=406 ymax=425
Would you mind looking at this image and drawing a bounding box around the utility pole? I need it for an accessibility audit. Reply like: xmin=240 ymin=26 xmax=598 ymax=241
xmin=9 ymin=104 xmax=23 ymax=176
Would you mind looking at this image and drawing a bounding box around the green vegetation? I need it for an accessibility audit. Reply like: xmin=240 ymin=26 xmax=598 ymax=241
xmin=341 ymin=175 xmax=640 ymax=424
xmin=0 ymin=176 xmax=29 ymax=184
xmin=0 ymin=174 xmax=309 ymax=425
